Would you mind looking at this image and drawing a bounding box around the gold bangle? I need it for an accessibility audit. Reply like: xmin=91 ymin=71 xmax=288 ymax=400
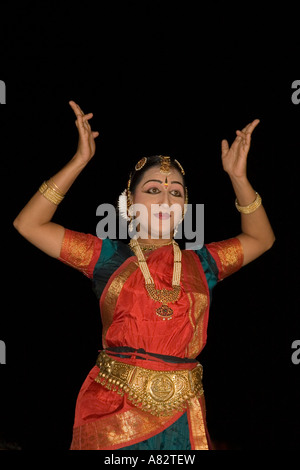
xmin=39 ymin=181 xmax=65 ymax=205
xmin=39 ymin=181 xmax=48 ymax=194
xmin=47 ymin=179 xmax=65 ymax=197
xmin=235 ymin=192 xmax=262 ymax=214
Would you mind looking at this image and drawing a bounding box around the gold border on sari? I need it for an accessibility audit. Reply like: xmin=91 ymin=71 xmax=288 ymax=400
xmin=187 ymin=396 xmax=209 ymax=450
xmin=100 ymin=258 xmax=139 ymax=347
xmin=70 ymin=406 xmax=185 ymax=450
xmin=181 ymin=251 xmax=209 ymax=358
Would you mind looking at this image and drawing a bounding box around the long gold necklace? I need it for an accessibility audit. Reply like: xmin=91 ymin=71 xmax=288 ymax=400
xmin=129 ymin=238 xmax=182 ymax=320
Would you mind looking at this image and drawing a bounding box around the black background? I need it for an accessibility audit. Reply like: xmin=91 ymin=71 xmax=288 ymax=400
xmin=0 ymin=1 xmax=299 ymax=450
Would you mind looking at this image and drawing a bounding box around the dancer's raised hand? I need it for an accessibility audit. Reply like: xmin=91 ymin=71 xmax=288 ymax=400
xmin=221 ymin=119 xmax=260 ymax=179
xmin=69 ymin=100 xmax=99 ymax=164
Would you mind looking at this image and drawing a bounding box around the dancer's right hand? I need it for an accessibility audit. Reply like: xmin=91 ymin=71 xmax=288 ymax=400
xmin=69 ymin=100 xmax=100 ymax=164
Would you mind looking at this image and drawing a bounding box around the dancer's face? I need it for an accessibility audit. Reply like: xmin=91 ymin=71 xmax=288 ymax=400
xmin=132 ymin=166 xmax=185 ymax=239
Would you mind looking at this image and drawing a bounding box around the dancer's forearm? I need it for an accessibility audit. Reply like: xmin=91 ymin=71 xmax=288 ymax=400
xmin=13 ymin=100 xmax=99 ymax=259
xmin=13 ymin=155 xmax=87 ymax=231
xmin=230 ymin=175 xmax=275 ymax=249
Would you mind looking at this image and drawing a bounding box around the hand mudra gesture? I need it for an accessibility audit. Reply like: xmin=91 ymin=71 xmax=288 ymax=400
xmin=69 ymin=100 xmax=99 ymax=164
xmin=221 ymin=119 xmax=260 ymax=179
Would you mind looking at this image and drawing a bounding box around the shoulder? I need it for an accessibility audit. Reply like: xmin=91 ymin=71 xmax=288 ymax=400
xmin=204 ymin=237 xmax=244 ymax=280
xmin=93 ymin=237 xmax=133 ymax=273
xmin=183 ymin=237 xmax=243 ymax=287
xmin=58 ymin=229 xmax=102 ymax=278
xmin=58 ymin=230 xmax=131 ymax=278
xmin=183 ymin=244 xmax=219 ymax=292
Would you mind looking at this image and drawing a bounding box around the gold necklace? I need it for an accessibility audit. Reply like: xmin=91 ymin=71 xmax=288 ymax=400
xmin=131 ymin=240 xmax=174 ymax=252
xmin=129 ymin=238 xmax=182 ymax=320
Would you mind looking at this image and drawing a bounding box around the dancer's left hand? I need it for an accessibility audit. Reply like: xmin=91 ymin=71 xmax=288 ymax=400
xmin=221 ymin=119 xmax=260 ymax=179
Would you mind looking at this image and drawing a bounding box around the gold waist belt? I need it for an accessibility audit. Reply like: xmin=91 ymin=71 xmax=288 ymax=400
xmin=95 ymin=351 xmax=204 ymax=416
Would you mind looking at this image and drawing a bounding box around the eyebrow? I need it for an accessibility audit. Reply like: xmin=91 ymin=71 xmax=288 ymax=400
xmin=142 ymin=179 xmax=184 ymax=188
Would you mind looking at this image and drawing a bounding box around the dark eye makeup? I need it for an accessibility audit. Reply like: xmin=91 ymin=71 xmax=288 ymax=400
xmin=144 ymin=186 xmax=183 ymax=197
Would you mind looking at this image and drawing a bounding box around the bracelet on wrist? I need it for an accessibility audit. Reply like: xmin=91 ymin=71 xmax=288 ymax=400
xmin=235 ymin=191 xmax=262 ymax=214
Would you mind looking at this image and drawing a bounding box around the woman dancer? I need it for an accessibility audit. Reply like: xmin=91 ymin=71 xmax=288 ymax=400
xmin=13 ymin=101 xmax=275 ymax=450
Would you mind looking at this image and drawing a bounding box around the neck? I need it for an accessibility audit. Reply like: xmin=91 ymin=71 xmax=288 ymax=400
xmin=134 ymin=226 xmax=174 ymax=245
xmin=138 ymin=237 xmax=173 ymax=246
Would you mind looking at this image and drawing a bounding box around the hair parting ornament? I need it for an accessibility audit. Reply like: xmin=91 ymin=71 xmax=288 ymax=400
xmin=159 ymin=155 xmax=171 ymax=175
xmin=118 ymin=155 xmax=188 ymax=224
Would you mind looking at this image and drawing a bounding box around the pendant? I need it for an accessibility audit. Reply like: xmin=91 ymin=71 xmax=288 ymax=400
xmin=156 ymin=304 xmax=173 ymax=320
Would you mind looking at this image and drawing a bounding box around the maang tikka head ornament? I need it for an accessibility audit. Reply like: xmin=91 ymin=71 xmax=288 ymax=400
xmin=118 ymin=155 xmax=188 ymax=228
xmin=159 ymin=155 xmax=171 ymax=175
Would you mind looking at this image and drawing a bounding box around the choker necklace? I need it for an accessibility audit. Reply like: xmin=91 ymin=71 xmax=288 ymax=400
xmin=129 ymin=239 xmax=174 ymax=252
xmin=129 ymin=237 xmax=182 ymax=320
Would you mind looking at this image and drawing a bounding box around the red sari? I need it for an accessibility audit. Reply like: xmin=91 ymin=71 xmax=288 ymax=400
xmin=58 ymin=229 xmax=243 ymax=450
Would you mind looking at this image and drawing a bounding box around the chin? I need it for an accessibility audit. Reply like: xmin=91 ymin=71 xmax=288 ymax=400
xmin=149 ymin=224 xmax=174 ymax=239
xmin=135 ymin=218 xmax=174 ymax=239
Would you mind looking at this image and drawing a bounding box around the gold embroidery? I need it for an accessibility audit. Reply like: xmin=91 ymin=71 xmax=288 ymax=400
xmin=59 ymin=229 xmax=97 ymax=277
xmin=70 ymin=407 xmax=184 ymax=450
xmin=100 ymin=259 xmax=138 ymax=347
xmin=210 ymin=238 xmax=244 ymax=280
xmin=186 ymin=292 xmax=195 ymax=354
xmin=187 ymin=396 xmax=209 ymax=450
xmin=95 ymin=351 xmax=204 ymax=416
xmin=181 ymin=251 xmax=209 ymax=358
xmin=190 ymin=294 xmax=207 ymax=358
